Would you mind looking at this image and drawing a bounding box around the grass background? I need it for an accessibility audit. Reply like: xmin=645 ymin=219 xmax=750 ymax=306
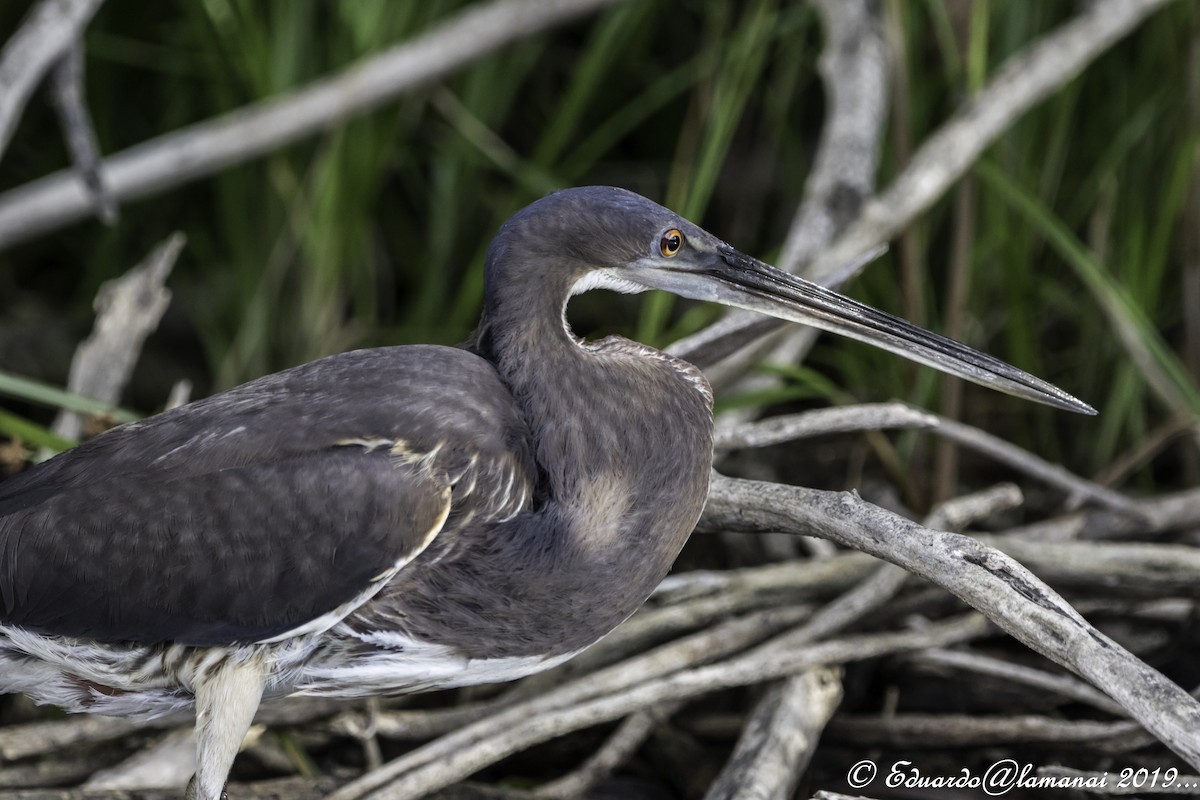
xmin=0 ymin=0 xmax=1196 ymax=501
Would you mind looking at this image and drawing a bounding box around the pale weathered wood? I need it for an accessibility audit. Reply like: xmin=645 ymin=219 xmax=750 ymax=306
xmin=0 ymin=0 xmax=626 ymax=250
xmin=0 ymin=0 xmax=104 ymax=161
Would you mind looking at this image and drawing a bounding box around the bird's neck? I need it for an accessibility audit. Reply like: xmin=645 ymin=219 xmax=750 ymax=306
xmin=473 ymin=284 xmax=714 ymax=566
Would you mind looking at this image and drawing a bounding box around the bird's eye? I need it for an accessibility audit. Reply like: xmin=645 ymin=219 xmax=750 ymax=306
xmin=659 ymin=229 xmax=684 ymax=257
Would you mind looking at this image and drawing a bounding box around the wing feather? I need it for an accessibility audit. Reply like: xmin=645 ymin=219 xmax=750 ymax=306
xmin=0 ymin=346 xmax=535 ymax=645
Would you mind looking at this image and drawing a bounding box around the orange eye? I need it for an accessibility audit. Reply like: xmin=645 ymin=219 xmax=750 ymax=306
xmin=659 ymin=229 xmax=683 ymax=257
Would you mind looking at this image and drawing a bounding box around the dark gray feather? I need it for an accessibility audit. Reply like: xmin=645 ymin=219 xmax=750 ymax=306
xmin=0 ymin=345 xmax=535 ymax=645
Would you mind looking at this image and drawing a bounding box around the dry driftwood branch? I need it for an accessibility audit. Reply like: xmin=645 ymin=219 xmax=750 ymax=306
xmin=908 ymin=648 xmax=1127 ymax=717
xmin=0 ymin=746 xmax=119 ymax=789
xmin=714 ymin=402 xmax=1136 ymax=513
xmin=321 ymin=598 xmax=817 ymax=745
xmin=0 ymin=0 xmax=626 ymax=251
xmin=360 ymin=605 xmax=809 ymax=747
xmin=321 ymin=605 xmax=811 ymax=754
xmin=49 ymin=41 xmax=116 ymax=225
xmin=0 ymin=696 xmax=348 ymax=764
xmin=803 ymin=0 xmax=1173 ymax=283
xmin=923 ymin=482 xmax=1024 ymax=531
xmin=50 ymin=233 xmax=184 ymax=444
xmin=692 ymin=0 xmax=888 ymax=394
xmin=328 ymin=697 xmax=506 ymax=745
xmin=769 ymin=563 xmax=908 ymax=651
xmin=702 ymin=668 xmax=843 ymax=800
xmin=0 ymin=775 xmax=343 ymax=800
xmin=697 ymin=544 xmax=918 ymax=800
xmin=332 ymin=615 xmax=986 ymax=800
xmin=1006 ymin=485 xmax=1200 ymax=542
xmin=778 ymin=0 xmax=888 ymax=273
xmin=533 ymin=701 xmax=681 ymax=798
xmin=977 ymin=536 xmax=1200 ymax=599
xmin=0 ymin=0 xmax=104 ymax=162
xmin=0 ymin=715 xmax=141 ymax=763
xmin=653 ymin=547 xmax=880 ymax=605
xmin=828 ymin=713 xmax=1143 ymax=747
xmin=81 ymin=728 xmax=194 ymax=790
xmin=702 ymin=473 xmax=1200 ymax=770
xmin=669 ymin=0 xmax=1173 ymax=372
xmin=676 ymin=525 xmax=1200 ymax=609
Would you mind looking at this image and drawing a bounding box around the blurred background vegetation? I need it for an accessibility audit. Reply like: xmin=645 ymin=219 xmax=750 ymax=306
xmin=0 ymin=0 xmax=1196 ymax=502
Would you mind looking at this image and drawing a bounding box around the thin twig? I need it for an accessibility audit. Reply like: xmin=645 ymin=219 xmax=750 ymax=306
xmin=827 ymin=713 xmax=1142 ymax=746
xmin=0 ymin=696 xmax=349 ymax=763
xmin=765 ymin=563 xmax=909 ymax=653
xmin=534 ymin=702 xmax=681 ymax=798
xmin=49 ymin=41 xmax=117 ymax=225
xmin=714 ymin=402 xmax=1136 ymax=513
xmin=923 ymin=483 xmax=1024 ymax=531
xmin=906 ymin=648 xmax=1127 ymax=717
xmin=1005 ymin=485 xmax=1200 ymax=542
xmin=652 ymin=551 xmax=879 ymax=606
xmin=0 ymin=0 xmax=104 ymax=162
xmin=0 ymin=0 xmax=626 ymax=250
xmin=0 ymin=776 xmax=343 ymax=800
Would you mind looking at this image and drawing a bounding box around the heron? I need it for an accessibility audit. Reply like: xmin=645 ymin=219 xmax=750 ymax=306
xmin=0 ymin=186 xmax=1092 ymax=798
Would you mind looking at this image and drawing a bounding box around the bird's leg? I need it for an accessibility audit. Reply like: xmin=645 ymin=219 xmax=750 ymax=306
xmin=185 ymin=657 xmax=267 ymax=800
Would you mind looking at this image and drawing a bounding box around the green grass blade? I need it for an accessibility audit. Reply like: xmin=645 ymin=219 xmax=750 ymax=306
xmin=0 ymin=409 xmax=76 ymax=454
xmin=977 ymin=159 xmax=1200 ymax=417
xmin=0 ymin=371 xmax=139 ymax=423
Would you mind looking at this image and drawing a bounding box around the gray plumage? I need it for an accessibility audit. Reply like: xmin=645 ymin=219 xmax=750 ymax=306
xmin=0 ymin=186 xmax=1093 ymax=799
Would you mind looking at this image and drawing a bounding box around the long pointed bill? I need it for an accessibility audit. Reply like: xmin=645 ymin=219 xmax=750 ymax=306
xmin=645 ymin=245 xmax=1095 ymax=415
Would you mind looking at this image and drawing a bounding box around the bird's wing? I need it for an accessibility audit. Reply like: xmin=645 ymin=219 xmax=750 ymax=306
xmin=0 ymin=346 xmax=536 ymax=645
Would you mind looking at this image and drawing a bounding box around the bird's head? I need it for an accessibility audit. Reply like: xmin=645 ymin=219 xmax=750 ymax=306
xmin=479 ymin=186 xmax=1094 ymax=415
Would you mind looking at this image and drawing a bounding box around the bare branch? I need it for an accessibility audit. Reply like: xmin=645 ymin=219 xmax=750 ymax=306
xmin=49 ymin=41 xmax=117 ymax=225
xmin=0 ymin=696 xmax=348 ymax=763
xmin=702 ymin=668 xmax=843 ymax=800
xmin=0 ymin=0 xmax=626 ymax=250
xmin=678 ymin=0 xmax=888 ymax=395
xmin=923 ymin=483 xmax=1024 ymax=531
xmin=907 ymin=648 xmax=1127 ymax=717
xmin=978 ymin=535 xmax=1200 ymax=600
xmin=0 ymin=715 xmax=140 ymax=762
xmin=767 ymin=563 xmax=909 ymax=652
xmin=534 ymin=702 xmax=680 ymax=798
xmin=0 ymin=0 xmax=104 ymax=161
xmin=702 ymin=473 xmax=1200 ymax=770
xmin=804 ymin=0 xmax=1174 ymax=283
xmin=714 ymin=402 xmax=1136 ymax=513
xmin=828 ymin=713 xmax=1141 ymax=746
xmin=50 ymin=233 xmax=184 ymax=443
xmin=332 ymin=615 xmax=986 ymax=800
xmin=81 ymin=727 xmax=194 ymax=790
xmin=668 ymin=0 xmax=1174 ymax=372
xmin=778 ymin=0 xmax=888 ymax=273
